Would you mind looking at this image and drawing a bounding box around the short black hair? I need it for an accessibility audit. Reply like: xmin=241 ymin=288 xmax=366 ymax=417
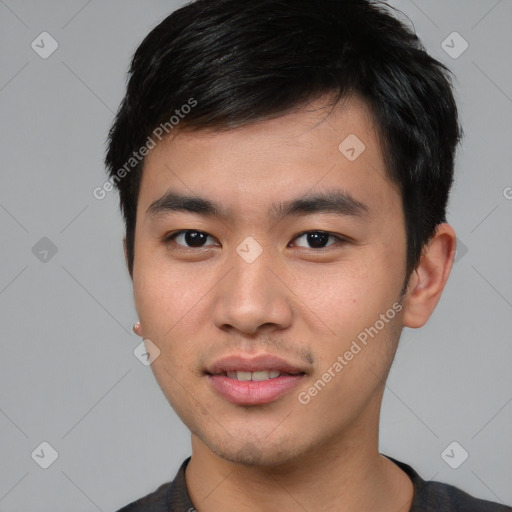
xmin=105 ymin=0 xmax=462 ymax=288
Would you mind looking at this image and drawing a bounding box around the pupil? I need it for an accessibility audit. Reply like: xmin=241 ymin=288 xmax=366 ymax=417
xmin=186 ymin=231 xmax=206 ymax=247
xmin=308 ymin=232 xmax=328 ymax=248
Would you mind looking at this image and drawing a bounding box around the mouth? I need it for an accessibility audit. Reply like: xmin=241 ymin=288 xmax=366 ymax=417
xmin=208 ymin=370 xmax=305 ymax=380
xmin=205 ymin=354 xmax=308 ymax=405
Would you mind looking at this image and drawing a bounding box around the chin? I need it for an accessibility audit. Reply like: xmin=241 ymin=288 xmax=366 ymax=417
xmin=199 ymin=431 xmax=307 ymax=467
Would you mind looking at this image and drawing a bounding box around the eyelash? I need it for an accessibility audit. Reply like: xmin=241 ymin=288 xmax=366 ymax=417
xmin=163 ymin=230 xmax=349 ymax=251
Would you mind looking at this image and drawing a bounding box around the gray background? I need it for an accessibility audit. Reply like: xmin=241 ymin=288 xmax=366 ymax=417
xmin=0 ymin=0 xmax=511 ymax=510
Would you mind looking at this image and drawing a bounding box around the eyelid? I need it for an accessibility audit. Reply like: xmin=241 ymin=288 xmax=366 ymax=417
xmin=290 ymin=231 xmax=350 ymax=249
xmin=164 ymin=230 xmax=219 ymax=248
xmin=164 ymin=229 xmax=350 ymax=250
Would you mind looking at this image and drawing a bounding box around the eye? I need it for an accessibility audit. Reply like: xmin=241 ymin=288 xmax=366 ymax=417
xmin=291 ymin=231 xmax=346 ymax=249
xmin=164 ymin=230 xmax=218 ymax=248
xmin=163 ymin=230 xmax=348 ymax=251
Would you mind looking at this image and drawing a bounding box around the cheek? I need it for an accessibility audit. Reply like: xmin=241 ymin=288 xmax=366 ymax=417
xmin=133 ymin=263 xmax=205 ymax=402
xmin=288 ymin=255 xmax=396 ymax=332
xmin=133 ymin=257 xmax=211 ymax=350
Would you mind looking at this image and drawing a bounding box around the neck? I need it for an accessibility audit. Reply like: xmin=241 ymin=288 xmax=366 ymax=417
xmin=185 ymin=408 xmax=414 ymax=512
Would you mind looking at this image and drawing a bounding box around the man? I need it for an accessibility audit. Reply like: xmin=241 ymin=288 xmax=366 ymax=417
xmin=105 ymin=0 xmax=510 ymax=510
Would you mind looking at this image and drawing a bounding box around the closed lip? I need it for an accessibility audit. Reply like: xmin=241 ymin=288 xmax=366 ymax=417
xmin=205 ymin=354 xmax=308 ymax=376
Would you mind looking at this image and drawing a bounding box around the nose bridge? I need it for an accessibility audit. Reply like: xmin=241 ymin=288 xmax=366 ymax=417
xmin=212 ymin=240 xmax=292 ymax=332
xmin=232 ymin=244 xmax=274 ymax=298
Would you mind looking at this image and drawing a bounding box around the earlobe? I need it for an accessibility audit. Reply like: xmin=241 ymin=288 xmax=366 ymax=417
xmin=133 ymin=321 xmax=142 ymax=336
xmin=402 ymin=223 xmax=457 ymax=329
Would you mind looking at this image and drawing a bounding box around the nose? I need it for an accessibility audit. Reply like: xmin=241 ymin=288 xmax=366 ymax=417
xmin=212 ymin=246 xmax=294 ymax=335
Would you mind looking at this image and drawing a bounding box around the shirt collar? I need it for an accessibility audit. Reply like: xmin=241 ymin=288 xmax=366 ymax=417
xmin=166 ymin=454 xmax=425 ymax=512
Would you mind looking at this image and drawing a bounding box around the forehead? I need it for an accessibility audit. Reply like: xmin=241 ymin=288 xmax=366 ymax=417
xmin=137 ymin=95 xmax=400 ymax=222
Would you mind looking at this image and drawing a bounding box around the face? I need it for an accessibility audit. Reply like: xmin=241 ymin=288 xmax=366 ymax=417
xmin=132 ymin=95 xmax=408 ymax=466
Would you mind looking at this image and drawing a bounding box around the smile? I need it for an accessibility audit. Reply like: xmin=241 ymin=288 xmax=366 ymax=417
xmin=207 ymin=372 xmax=306 ymax=405
xmin=225 ymin=370 xmax=301 ymax=381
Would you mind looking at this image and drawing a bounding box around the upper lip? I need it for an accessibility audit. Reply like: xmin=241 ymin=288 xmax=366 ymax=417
xmin=205 ymin=354 xmax=307 ymax=375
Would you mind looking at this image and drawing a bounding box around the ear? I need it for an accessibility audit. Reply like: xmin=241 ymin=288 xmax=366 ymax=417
xmin=402 ymin=223 xmax=457 ymax=328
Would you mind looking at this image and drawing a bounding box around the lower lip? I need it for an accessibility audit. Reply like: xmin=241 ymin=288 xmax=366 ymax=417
xmin=207 ymin=374 xmax=305 ymax=405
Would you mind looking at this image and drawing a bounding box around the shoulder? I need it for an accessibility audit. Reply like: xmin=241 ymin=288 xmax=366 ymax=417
xmin=383 ymin=455 xmax=511 ymax=512
xmin=115 ymin=481 xmax=171 ymax=512
xmin=114 ymin=457 xmax=193 ymax=512
xmin=420 ymin=479 xmax=511 ymax=512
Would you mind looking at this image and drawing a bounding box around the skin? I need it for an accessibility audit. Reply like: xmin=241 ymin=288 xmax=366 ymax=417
xmin=128 ymin=94 xmax=456 ymax=512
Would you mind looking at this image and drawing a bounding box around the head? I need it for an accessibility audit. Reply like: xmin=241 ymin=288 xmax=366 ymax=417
xmin=105 ymin=0 xmax=461 ymax=466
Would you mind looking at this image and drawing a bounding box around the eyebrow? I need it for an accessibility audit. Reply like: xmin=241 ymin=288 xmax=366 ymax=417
xmin=146 ymin=189 xmax=370 ymax=222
